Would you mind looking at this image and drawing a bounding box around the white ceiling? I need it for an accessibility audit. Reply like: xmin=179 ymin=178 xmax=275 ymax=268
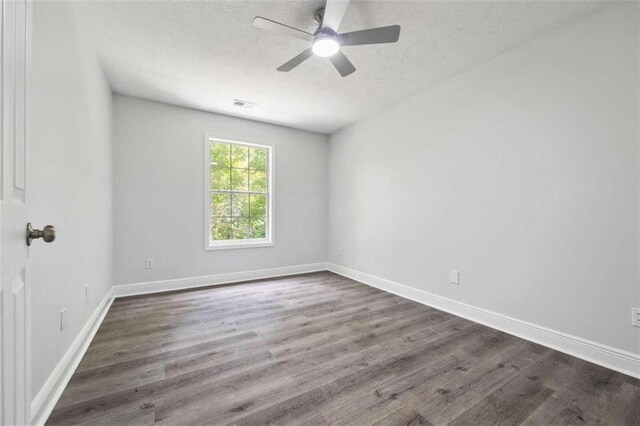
xmin=74 ymin=0 xmax=609 ymax=134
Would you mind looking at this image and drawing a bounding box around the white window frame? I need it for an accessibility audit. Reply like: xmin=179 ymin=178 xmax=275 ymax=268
xmin=204 ymin=134 xmax=274 ymax=250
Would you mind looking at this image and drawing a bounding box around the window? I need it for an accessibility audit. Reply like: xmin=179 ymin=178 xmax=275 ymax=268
xmin=205 ymin=137 xmax=273 ymax=249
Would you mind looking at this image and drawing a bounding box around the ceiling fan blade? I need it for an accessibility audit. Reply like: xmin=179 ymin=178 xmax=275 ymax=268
xmin=338 ymin=25 xmax=401 ymax=46
xmin=329 ymin=51 xmax=356 ymax=77
xmin=252 ymin=17 xmax=313 ymax=41
xmin=321 ymin=0 xmax=350 ymax=32
xmin=277 ymin=49 xmax=314 ymax=72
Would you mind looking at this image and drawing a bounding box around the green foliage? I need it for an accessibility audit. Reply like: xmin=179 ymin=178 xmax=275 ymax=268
xmin=211 ymin=143 xmax=230 ymax=168
xmin=231 ymin=145 xmax=248 ymax=168
xmin=211 ymin=167 xmax=230 ymax=190
xmin=232 ymin=218 xmax=251 ymax=240
xmin=231 ymin=194 xmax=250 ymax=217
xmin=249 ymin=195 xmax=266 ymax=218
xmin=249 ymin=170 xmax=266 ymax=192
xmin=211 ymin=217 xmax=232 ymax=240
xmin=210 ymin=142 xmax=269 ymax=242
xmin=249 ymin=147 xmax=267 ymax=171
xmin=231 ymin=168 xmax=248 ymax=191
xmin=211 ymin=194 xmax=230 ymax=216
xmin=251 ymin=217 xmax=266 ymax=238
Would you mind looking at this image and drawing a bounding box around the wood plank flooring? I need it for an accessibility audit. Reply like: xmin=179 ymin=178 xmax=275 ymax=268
xmin=47 ymin=272 xmax=640 ymax=425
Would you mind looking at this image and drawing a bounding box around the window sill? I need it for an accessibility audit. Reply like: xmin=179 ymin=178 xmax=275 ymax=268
xmin=205 ymin=241 xmax=274 ymax=251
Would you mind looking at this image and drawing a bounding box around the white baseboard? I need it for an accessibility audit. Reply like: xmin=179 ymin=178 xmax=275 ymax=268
xmin=327 ymin=263 xmax=640 ymax=379
xmin=30 ymin=290 xmax=114 ymax=426
xmin=111 ymin=262 xmax=329 ymax=298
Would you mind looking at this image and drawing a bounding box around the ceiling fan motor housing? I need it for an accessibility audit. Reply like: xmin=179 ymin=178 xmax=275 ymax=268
xmin=313 ymin=28 xmax=338 ymax=41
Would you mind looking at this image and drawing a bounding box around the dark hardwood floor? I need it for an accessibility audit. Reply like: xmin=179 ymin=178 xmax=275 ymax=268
xmin=47 ymin=272 xmax=640 ymax=425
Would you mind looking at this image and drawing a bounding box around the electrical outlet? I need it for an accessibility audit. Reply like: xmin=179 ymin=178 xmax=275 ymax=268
xmin=60 ymin=308 xmax=67 ymax=332
xmin=335 ymin=248 xmax=342 ymax=257
xmin=85 ymin=284 xmax=90 ymax=302
xmin=145 ymin=258 xmax=154 ymax=269
xmin=449 ymin=270 xmax=460 ymax=285
xmin=632 ymin=308 xmax=640 ymax=327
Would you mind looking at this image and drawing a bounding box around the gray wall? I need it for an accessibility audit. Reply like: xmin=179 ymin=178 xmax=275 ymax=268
xmin=113 ymin=95 xmax=328 ymax=286
xmin=30 ymin=1 xmax=114 ymax=394
xmin=328 ymin=4 xmax=640 ymax=355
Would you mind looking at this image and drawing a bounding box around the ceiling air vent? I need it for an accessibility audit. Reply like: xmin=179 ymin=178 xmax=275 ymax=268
xmin=233 ymin=99 xmax=257 ymax=109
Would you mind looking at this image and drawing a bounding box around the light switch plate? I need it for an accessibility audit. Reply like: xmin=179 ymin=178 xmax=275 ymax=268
xmin=632 ymin=308 xmax=640 ymax=327
xmin=449 ymin=270 xmax=460 ymax=285
xmin=60 ymin=308 xmax=67 ymax=332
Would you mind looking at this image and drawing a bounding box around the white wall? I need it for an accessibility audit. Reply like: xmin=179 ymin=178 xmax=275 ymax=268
xmin=29 ymin=1 xmax=113 ymax=397
xmin=328 ymin=3 xmax=640 ymax=355
xmin=113 ymin=95 xmax=328 ymax=286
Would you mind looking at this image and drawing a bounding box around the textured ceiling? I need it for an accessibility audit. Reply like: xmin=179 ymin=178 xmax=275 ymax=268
xmin=74 ymin=0 xmax=609 ymax=134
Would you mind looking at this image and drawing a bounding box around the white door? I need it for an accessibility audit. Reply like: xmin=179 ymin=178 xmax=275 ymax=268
xmin=1 ymin=0 xmax=31 ymax=424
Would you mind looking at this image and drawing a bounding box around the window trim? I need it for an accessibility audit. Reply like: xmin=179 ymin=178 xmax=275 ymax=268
xmin=204 ymin=134 xmax=274 ymax=251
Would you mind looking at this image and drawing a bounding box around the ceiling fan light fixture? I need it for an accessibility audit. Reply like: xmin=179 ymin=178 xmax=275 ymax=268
xmin=252 ymin=0 xmax=401 ymax=76
xmin=312 ymin=37 xmax=340 ymax=57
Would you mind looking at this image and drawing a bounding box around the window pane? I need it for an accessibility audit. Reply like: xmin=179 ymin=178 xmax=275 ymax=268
xmin=211 ymin=193 xmax=231 ymax=217
xmin=249 ymin=170 xmax=266 ymax=193
xmin=208 ymin=141 xmax=271 ymax=246
xmin=211 ymin=217 xmax=232 ymax=241
xmin=249 ymin=194 xmax=266 ymax=218
xmin=231 ymin=145 xmax=248 ymax=168
xmin=211 ymin=143 xmax=230 ymax=168
xmin=231 ymin=168 xmax=248 ymax=191
xmin=249 ymin=147 xmax=267 ymax=171
xmin=232 ymin=218 xmax=251 ymax=240
xmin=251 ymin=217 xmax=266 ymax=239
xmin=211 ymin=167 xmax=231 ymax=190
xmin=231 ymin=194 xmax=250 ymax=217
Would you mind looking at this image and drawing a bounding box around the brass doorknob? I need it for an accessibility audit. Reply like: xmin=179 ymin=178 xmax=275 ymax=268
xmin=26 ymin=223 xmax=56 ymax=246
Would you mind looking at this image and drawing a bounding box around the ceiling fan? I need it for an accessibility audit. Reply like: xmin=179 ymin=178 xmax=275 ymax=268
xmin=252 ymin=0 xmax=401 ymax=77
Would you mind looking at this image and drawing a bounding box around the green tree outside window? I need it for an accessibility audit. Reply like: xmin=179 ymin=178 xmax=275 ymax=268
xmin=209 ymin=140 xmax=270 ymax=243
